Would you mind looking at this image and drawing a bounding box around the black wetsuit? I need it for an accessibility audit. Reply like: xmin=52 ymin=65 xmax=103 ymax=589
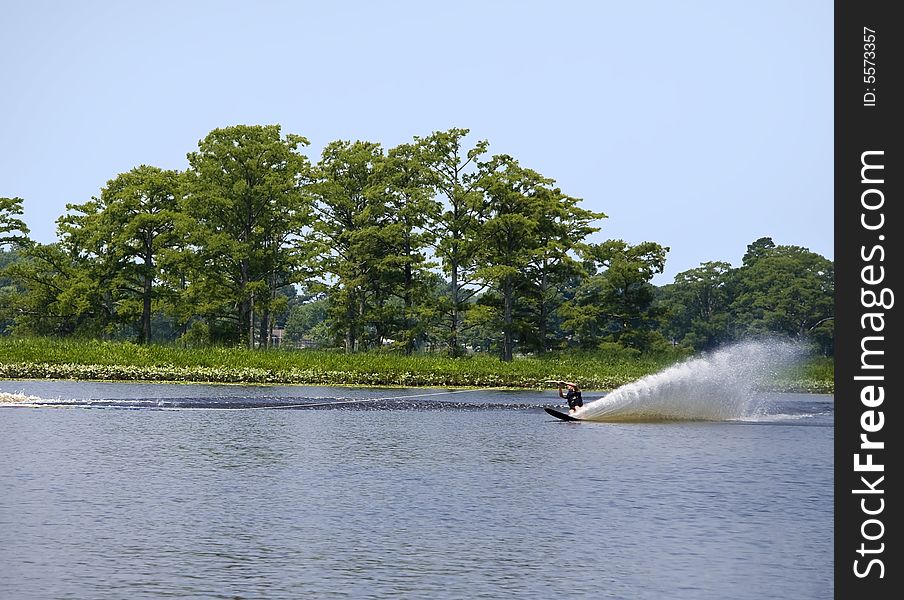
xmin=566 ymin=388 xmax=583 ymax=410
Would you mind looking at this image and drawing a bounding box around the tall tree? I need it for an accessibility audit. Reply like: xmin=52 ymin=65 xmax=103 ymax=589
xmin=474 ymin=156 xmax=599 ymax=361
xmin=55 ymin=199 xmax=124 ymax=336
xmin=185 ymin=125 xmax=313 ymax=348
xmin=415 ymin=128 xmax=491 ymax=356
xmin=522 ymin=183 xmax=602 ymax=354
xmin=373 ymin=141 xmax=439 ymax=353
xmin=310 ymin=140 xmax=386 ymax=351
xmin=71 ymin=166 xmax=186 ymax=343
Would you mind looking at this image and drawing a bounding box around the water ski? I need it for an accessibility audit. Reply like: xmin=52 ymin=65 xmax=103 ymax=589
xmin=544 ymin=407 xmax=583 ymax=421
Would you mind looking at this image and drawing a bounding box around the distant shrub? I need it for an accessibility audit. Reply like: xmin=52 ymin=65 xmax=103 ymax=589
xmin=180 ymin=321 xmax=210 ymax=348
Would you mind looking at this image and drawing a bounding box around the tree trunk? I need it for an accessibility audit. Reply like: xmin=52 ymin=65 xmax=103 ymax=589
xmin=403 ymin=237 xmax=414 ymax=355
xmin=502 ymin=275 xmax=513 ymax=362
xmin=344 ymin=291 xmax=357 ymax=352
xmin=260 ymin=272 xmax=278 ymax=350
xmin=249 ymin=291 xmax=255 ymax=348
xmin=359 ymin=295 xmax=366 ymax=350
xmin=140 ymin=245 xmax=154 ymax=345
xmin=142 ymin=272 xmax=152 ymax=344
xmin=239 ymin=259 xmax=252 ymax=348
xmin=177 ymin=274 xmax=188 ymax=341
xmin=258 ymin=307 xmax=270 ymax=349
xmin=449 ymin=259 xmax=460 ymax=356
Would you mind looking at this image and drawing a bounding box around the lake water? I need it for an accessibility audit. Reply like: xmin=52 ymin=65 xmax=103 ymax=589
xmin=0 ymin=380 xmax=833 ymax=599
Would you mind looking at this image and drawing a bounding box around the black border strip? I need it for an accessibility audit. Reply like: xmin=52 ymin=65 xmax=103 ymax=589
xmin=835 ymin=2 xmax=900 ymax=597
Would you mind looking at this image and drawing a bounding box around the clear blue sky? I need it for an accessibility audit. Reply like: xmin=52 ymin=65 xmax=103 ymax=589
xmin=1 ymin=0 xmax=832 ymax=284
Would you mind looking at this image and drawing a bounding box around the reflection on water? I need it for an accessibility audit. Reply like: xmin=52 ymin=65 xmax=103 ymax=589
xmin=1 ymin=381 xmax=833 ymax=599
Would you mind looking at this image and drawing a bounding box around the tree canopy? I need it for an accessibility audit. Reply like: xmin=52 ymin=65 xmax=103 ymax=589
xmin=184 ymin=125 xmax=313 ymax=347
xmin=657 ymin=238 xmax=834 ymax=354
xmin=1 ymin=127 xmax=834 ymax=358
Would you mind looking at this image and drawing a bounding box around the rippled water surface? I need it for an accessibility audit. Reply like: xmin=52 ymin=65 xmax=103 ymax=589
xmin=1 ymin=381 xmax=833 ymax=599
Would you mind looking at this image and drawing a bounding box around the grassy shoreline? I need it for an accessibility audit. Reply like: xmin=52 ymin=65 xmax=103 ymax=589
xmin=0 ymin=338 xmax=834 ymax=393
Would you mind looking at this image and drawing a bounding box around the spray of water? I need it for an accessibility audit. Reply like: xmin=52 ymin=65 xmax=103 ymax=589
xmin=573 ymin=338 xmax=807 ymax=422
xmin=0 ymin=392 xmax=41 ymax=405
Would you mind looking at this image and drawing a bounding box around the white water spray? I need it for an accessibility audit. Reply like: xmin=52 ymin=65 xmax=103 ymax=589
xmin=574 ymin=339 xmax=807 ymax=422
xmin=0 ymin=392 xmax=39 ymax=404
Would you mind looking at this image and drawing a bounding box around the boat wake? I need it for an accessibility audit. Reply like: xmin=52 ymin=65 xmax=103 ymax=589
xmin=0 ymin=392 xmax=540 ymax=412
xmin=573 ymin=339 xmax=809 ymax=422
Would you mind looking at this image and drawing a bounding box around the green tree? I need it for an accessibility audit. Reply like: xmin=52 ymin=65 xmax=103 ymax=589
xmin=310 ymin=140 xmax=387 ymax=351
xmin=741 ymin=236 xmax=776 ymax=265
xmin=563 ymin=240 xmax=669 ymax=350
xmin=415 ymin=128 xmax=491 ymax=356
xmin=284 ymin=295 xmax=330 ymax=346
xmin=54 ymin=200 xmax=125 ymax=336
xmin=61 ymin=166 xmax=186 ymax=343
xmin=522 ymin=183 xmax=602 ymax=354
xmin=0 ymin=196 xmax=29 ymax=333
xmin=1 ymin=197 xmax=30 ymax=248
xmin=3 ymin=241 xmax=109 ymax=336
xmin=475 ymin=156 xmax=600 ymax=360
xmin=472 ymin=156 xmax=536 ymax=361
xmin=0 ymin=249 xmax=23 ymax=333
xmin=732 ymin=238 xmax=834 ymax=351
xmin=657 ymin=261 xmax=734 ymax=350
xmin=373 ymin=141 xmax=440 ymax=353
xmin=185 ymin=125 xmax=313 ymax=348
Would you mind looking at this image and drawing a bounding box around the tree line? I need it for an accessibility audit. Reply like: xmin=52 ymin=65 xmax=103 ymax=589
xmin=0 ymin=125 xmax=834 ymax=358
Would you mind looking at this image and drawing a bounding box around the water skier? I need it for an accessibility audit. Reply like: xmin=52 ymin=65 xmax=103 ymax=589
xmin=557 ymin=381 xmax=583 ymax=413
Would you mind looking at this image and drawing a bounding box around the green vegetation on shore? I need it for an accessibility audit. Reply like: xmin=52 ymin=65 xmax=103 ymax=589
xmin=0 ymin=338 xmax=833 ymax=393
